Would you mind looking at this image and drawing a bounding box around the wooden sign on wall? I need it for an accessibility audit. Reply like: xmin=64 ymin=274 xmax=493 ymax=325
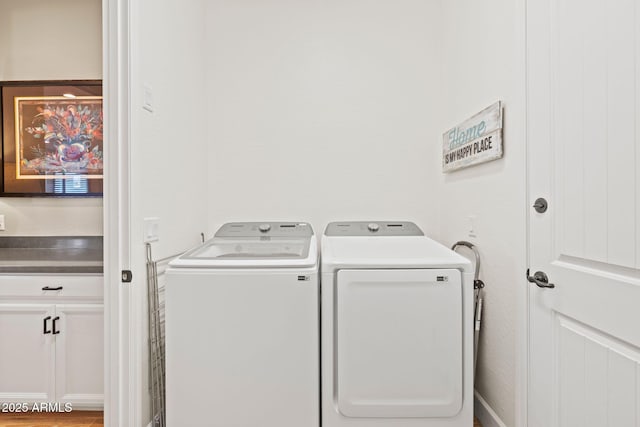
xmin=442 ymin=101 xmax=503 ymax=173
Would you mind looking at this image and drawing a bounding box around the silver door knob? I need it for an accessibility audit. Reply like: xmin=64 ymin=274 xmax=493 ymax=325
xmin=526 ymin=269 xmax=555 ymax=288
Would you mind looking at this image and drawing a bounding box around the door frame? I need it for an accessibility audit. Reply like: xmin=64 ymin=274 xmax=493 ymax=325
xmin=520 ymin=0 xmax=533 ymax=426
xmin=103 ymin=0 xmax=135 ymax=425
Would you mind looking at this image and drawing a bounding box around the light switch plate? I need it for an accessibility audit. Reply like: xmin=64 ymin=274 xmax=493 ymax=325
xmin=143 ymin=217 xmax=159 ymax=243
xmin=0 ymin=215 xmax=5 ymax=231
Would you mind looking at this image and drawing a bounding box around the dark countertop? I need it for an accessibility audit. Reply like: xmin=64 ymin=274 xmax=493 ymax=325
xmin=0 ymin=236 xmax=103 ymax=274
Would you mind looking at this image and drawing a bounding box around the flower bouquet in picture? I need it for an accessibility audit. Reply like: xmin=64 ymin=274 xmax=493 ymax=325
xmin=17 ymin=97 xmax=103 ymax=179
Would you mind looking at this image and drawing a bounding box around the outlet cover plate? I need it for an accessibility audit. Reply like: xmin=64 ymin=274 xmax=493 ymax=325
xmin=143 ymin=217 xmax=159 ymax=243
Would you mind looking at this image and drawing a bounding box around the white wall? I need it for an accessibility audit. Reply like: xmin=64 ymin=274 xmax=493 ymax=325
xmin=0 ymin=0 xmax=103 ymax=236
xmin=437 ymin=1 xmax=526 ymax=426
xmin=205 ymin=0 xmax=442 ymax=237
xmin=130 ymin=0 xmax=208 ymax=424
xmin=204 ymin=3 xmax=525 ymax=425
xmin=129 ymin=2 xmax=523 ymax=426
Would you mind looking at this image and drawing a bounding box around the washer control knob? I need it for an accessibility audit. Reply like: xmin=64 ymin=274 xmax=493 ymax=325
xmin=367 ymin=223 xmax=380 ymax=232
xmin=258 ymin=223 xmax=271 ymax=233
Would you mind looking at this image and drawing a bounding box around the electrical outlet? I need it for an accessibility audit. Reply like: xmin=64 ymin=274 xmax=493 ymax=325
xmin=467 ymin=215 xmax=477 ymax=238
xmin=143 ymin=84 xmax=154 ymax=113
xmin=143 ymin=217 xmax=159 ymax=243
xmin=0 ymin=215 xmax=5 ymax=231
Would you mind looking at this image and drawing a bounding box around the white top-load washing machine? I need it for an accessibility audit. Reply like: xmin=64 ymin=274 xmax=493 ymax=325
xmin=321 ymin=221 xmax=473 ymax=427
xmin=165 ymin=222 xmax=319 ymax=427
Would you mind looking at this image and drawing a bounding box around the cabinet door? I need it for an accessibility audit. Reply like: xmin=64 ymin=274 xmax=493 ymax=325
xmin=0 ymin=304 xmax=55 ymax=403
xmin=54 ymin=304 xmax=103 ymax=409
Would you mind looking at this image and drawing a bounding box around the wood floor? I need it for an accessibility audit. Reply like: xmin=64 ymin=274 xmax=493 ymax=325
xmin=0 ymin=412 xmax=481 ymax=427
xmin=0 ymin=411 xmax=103 ymax=427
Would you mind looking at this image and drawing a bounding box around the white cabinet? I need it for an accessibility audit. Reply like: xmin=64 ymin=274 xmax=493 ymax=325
xmin=55 ymin=304 xmax=104 ymax=408
xmin=0 ymin=304 xmax=55 ymax=402
xmin=0 ymin=275 xmax=103 ymax=409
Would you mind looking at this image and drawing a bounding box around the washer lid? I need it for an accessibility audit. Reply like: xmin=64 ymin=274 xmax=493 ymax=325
xmin=185 ymin=237 xmax=310 ymax=260
xmin=170 ymin=222 xmax=317 ymax=268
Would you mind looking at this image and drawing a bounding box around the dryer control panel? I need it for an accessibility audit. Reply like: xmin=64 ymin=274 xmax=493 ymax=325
xmin=324 ymin=221 xmax=424 ymax=236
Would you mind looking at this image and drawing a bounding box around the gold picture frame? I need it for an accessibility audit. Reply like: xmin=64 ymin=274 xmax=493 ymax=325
xmin=0 ymin=81 xmax=103 ymax=196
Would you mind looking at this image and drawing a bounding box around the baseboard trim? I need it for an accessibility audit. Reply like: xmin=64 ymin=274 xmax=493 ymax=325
xmin=475 ymin=390 xmax=508 ymax=427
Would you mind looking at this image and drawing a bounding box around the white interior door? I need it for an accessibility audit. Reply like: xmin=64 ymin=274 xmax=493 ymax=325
xmin=527 ymin=0 xmax=640 ymax=426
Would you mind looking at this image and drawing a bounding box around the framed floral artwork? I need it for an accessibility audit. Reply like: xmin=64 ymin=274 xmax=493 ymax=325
xmin=0 ymin=80 xmax=103 ymax=196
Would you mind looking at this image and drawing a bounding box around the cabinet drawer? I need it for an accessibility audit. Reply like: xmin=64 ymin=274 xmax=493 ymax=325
xmin=0 ymin=275 xmax=103 ymax=301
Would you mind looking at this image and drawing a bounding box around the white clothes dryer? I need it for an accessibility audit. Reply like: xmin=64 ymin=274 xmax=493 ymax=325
xmin=165 ymin=222 xmax=319 ymax=427
xmin=321 ymin=221 xmax=473 ymax=427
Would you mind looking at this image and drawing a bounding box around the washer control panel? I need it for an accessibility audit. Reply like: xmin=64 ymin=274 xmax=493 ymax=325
xmin=324 ymin=221 xmax=424 ymax=236
xmin=215 ymin=222 xmax=314 ymax=237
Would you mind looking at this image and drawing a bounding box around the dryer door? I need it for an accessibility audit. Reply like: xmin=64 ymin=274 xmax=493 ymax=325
xmin=335 ymin=268 xmax=463 ymax=418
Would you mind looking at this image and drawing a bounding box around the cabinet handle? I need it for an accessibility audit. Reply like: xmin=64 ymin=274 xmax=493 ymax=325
xmin=42 ymin=286 xmax=63 ymax=291
xmin=43 ymin=316 xmax=52 ymax=334
xmin=52 ymin=316 xmax=60 ymax=335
